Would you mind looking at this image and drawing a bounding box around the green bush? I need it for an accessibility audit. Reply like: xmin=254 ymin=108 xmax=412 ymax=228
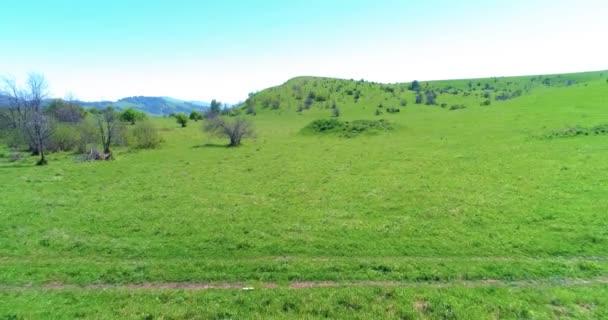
xmin=175 ymin=113 xmax=189 ymax=127
xmin=48 ymin=124 xmax=81 ymax=152
xmin=449 ymin=104 xmax=467 ymax=111
xmin=132 ymin=121 xmax=162 ymax=149
xmin=548 ymin=124 xmax=608 ymax=138
xmin=303 ymin=119 xmax=393 ymax=138
xmin=189 ymin=111 xmax=203 ymax=121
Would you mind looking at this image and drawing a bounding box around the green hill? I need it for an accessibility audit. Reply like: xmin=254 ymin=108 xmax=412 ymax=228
xmin=241 ymin=70 xmax=606 ymax=118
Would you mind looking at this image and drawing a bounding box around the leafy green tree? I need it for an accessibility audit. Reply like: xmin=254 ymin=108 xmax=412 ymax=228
xmin=175 ymin=113 xmax=189 ymax=127
xmin=120 ymin=108 xmax=145 ymax=125
xmin=410 ymin=80 xmax=421 ymax=92
xmin=209 ymin=99 xmax=222 ymax=115
xmin=189 ymin=111 xmax=203 ymax=121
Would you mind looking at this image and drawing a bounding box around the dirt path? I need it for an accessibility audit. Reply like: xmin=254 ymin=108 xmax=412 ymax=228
xmin=2 ymin=277 xmax=607 ymax=291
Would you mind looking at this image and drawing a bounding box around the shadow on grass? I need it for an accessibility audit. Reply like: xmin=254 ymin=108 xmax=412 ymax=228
xmin=192 ymin=143 xmax=228 ymax=149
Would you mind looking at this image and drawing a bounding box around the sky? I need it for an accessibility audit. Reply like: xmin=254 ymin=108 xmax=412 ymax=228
xmin=0 ymin=0 xmax=606 ymax=103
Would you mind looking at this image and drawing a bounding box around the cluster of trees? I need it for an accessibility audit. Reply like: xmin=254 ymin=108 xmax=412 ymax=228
xmin=0 ymin=74 xmax=161 ymax=165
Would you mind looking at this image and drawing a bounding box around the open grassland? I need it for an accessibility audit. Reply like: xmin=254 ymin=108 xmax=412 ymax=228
xmin=1 ymin=71 xmax=608 ymax=318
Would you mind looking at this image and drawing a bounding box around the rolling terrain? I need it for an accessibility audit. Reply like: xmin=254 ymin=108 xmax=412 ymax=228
xmin=1 ymin=70 xmax=608 ymax=319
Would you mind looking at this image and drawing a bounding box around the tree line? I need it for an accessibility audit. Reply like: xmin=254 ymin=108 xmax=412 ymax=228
xmin=0 ymin=74 xmax=254 ymax=165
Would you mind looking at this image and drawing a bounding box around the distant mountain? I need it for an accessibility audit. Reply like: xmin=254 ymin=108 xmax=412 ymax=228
xmin=0 ymin=94 xmax=12 ymax=107
xmin=0 ymin=95 xmax=208 ymax=116
xmin=78 ymin=96 xmax=209 ymax=116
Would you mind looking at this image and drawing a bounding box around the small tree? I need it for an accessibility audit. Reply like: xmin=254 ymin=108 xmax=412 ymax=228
xmin=209 ymin=99 xmax=222 ymax=115
xmin=415 ymin=94 xmax=424 ymax=104
xmin=203 ymin=116 xmax=254 ymax=147
xmin=120 ymin=108 xmax=145 ymax=125
xmin=175 ymin=113 xmax=189 ymax=127
xmin=189 ymin=111 xmax=203 ymax=121
xmin=95 ymin=107 xmax=119 ymax=159
xmin=132 ymin=120 xmax=161 ymax=149
xmin=27 ymin=109 xmax=54 ymax=165
xmin=410 ymin=80 xmax=421 ymax=92
xmin=425 ymin=91 xmax=437 ymax=105
xmin=331 ymin=107 xmax=340 ymax=117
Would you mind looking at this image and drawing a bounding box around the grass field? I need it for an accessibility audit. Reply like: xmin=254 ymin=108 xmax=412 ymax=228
xmin=1 ymin=71 xmax=608 ymax=318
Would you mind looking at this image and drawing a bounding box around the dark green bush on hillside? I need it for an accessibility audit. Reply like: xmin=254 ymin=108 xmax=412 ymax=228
xmin=303 ymin=119 xmax=393 ymax=138
xmin=449 ymin=104 xmax=467 ymax=111
xmin=548 ymin=124 xmax=608 ymax=138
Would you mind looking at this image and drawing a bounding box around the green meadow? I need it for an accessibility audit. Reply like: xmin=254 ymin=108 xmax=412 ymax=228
xmin=1 ymin=71 xmax=608 ymax=319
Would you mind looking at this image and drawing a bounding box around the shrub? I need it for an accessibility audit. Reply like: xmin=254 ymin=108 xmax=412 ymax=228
xmin=46 ymin=100 xmax=86 ymax=123
xmin=400 ymin=99 xmax=408 ymax=107
xmin=385 ymin=107 xmax=400 ymax=113
xmin=449 ymin=104 xmax=467 ymax=111
xmin=75 ymin=118 xmax=99 ymax=154
xmin=304 ymin=119 xmax=342 ymax=132
xmin=189 ymin=111 xmax=203 ymax=121
xmin=415 ymin=94 xmax=423 ymax=104
xmin=375 ymin=109 xmax=382 ymax=116
xmin=548 ymin=124 xmax=608 ymax=138
xmin=132 ymin=121 xmax=162 ymax=149
xmin=303 ymin=119 xmax=392 ymax=138
xmin=410 ymin=80 xmax=421 ymax=92
xmin=481 ymin=100 xmax=491 ymax=106
xmin=332 ymin=107 xmax=340 ymax=117
xmin=120 ymin=108 xmax=146 ymax=125
xmin=48 ymin=124 xmax=80 ymax=152
xmin=175 ymin=113 xmax=189 ymax=127
xmin=425 ymin=91 xmax=437 ymax=105
xmin=246 ymin=104 xmax=256 ymax=115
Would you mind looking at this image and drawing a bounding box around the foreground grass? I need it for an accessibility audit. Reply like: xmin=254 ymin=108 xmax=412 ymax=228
xmin=2 ymin=285 xmax=607 ymax=319
xmin=1 ymin=71 xmax=607 ymax=316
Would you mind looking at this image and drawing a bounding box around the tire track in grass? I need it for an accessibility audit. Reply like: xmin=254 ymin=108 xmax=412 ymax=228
xmin=1 ymin=277 xmax=607 ymax=291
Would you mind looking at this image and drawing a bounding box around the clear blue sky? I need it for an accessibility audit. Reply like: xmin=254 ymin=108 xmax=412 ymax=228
xmin=1 ymin=0 xmax=606 ymax=102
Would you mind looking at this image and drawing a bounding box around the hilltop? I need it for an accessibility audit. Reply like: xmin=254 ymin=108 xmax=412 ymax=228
xmin=239 ymin=70 xmax=607 ymax=117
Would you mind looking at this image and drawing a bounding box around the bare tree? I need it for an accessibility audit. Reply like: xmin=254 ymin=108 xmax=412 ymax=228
xmin=26 ymin=110 xmax=54 ymax=165
xmin=2 ymin=73 xmax=53 ymax=165
xmin=203 ymin=115 xmax=254 ymax=147
xmin=95 ymin=107 xmax=119 ymax=159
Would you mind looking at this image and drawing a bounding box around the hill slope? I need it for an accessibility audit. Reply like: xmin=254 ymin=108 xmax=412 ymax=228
xmin=240 ymin=70 xmax=607 ymax=118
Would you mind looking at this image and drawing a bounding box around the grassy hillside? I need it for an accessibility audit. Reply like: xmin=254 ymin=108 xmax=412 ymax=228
xmin=1 ymin=70 xmax=608 ymax=318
